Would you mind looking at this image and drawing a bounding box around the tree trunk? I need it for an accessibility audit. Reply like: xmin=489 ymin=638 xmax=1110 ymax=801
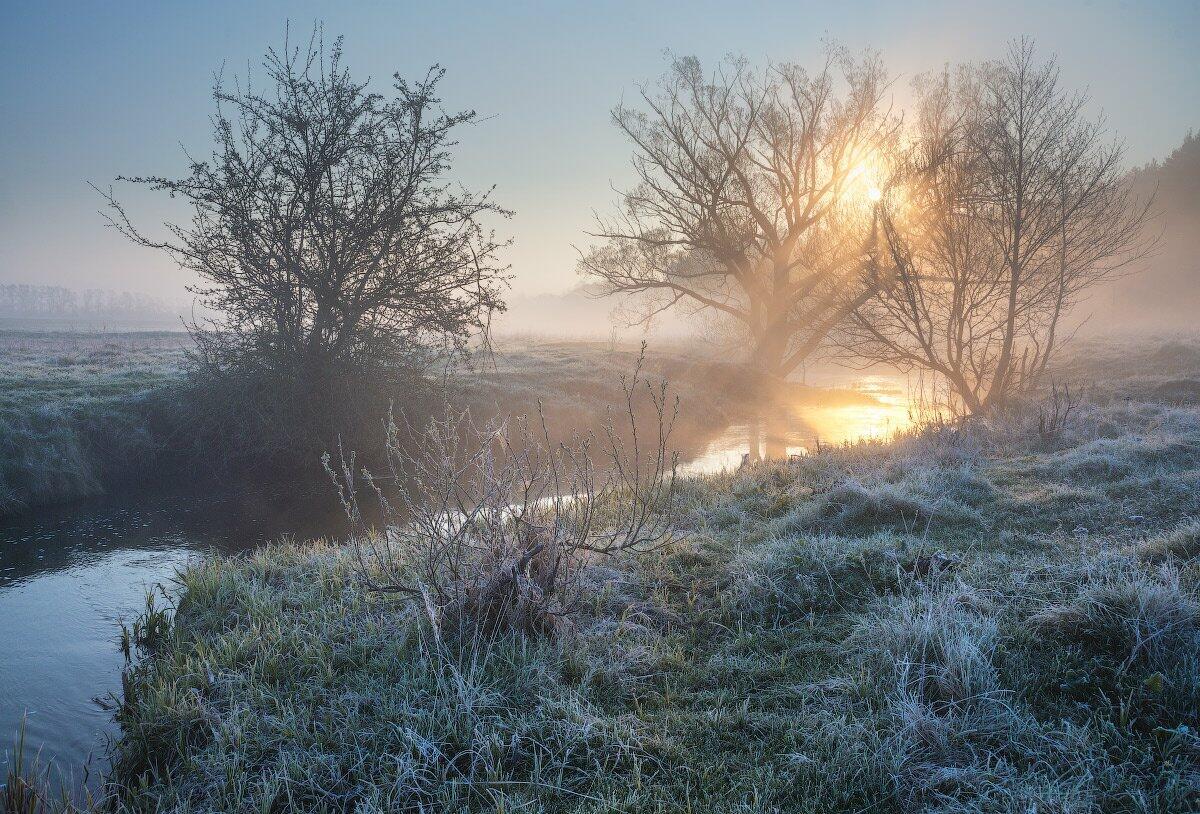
xmin=752 ymin=323 xmax=790 ymax=379
xmin=763 ymin=409 xmax=788 ymax=460
xmin=746 ymin=417 xmax=763 ymax=463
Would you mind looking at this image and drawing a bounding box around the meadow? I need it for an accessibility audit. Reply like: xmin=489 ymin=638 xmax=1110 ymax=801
xmin=8 ymin=334 xmax=1195 ymax=814
xmin=0 ymin=332 xmax=188 ymax=515
xmin=0 ymin=330 xmax=878 ymax=520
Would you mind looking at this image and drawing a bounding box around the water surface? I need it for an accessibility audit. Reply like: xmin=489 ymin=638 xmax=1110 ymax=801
xmin=0 ymin=372 xmax=912 ymax=791
xmin=0 ymin=488 xmax=346 ymax=791
xmin=679 ymin=373 xmax=913 ymax=473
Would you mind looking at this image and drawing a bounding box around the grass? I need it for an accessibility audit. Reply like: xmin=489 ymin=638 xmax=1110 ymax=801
xmin=0 ymin=331 xmax=785 ymax=518
xmin=6 ymin=332 xmax=1200 ymax=811
xmin=0 ymin=332 xmax=187 ymax=515
xmin=81 ymin=386 xmax=1200 ymax=813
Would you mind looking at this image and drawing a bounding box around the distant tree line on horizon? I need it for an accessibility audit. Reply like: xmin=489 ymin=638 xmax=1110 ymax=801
xmin=1101 ymin=129 xmax=1200 ymax=327
xmin=0 ymin=284 xmax=188 ymax=323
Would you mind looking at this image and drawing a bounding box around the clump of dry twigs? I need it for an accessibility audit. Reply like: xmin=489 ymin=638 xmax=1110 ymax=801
xmin=326 ymin=349 xmax=679 ymax=639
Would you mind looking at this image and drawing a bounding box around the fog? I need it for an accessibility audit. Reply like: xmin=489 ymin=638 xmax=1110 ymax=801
xmin=1085 ymin=133 xmax=1200 ymax=333
xmin=500 ymin=125 xmax=1200 ymax=340
xmin=2 ymin=1 xmax=1197 ymax=327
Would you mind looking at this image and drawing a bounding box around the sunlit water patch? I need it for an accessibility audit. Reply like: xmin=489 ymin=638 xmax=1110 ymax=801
xmin=678 ymin=373 xmax=914 ymax=476
xmin=797 ymin=374 xmax=912 ymax=443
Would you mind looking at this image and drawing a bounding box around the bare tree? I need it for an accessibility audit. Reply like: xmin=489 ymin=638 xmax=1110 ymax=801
xmin=844 ymin=42 xmax=1154 ymax=414
xmin=326 ymin=349 xmax=679 ymax=639
xmin=580 ymin=49 xmax=899 ymax=384
xmin=97 ymin=28 xmax=508 ymax=380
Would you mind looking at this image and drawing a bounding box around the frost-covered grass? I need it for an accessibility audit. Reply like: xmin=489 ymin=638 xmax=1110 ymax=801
xmin=0 ymin=332 xmax=761 ymax=517
xmin=8 ymin=334 xmax=1200 ymax=810
xmin=82 ymin=391 xmax=1200 ymax=813
xmin=0 ymin=332 xmax=187 ymax=514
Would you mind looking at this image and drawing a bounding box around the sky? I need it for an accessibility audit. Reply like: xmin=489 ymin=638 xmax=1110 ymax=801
xmin=1 ymin=0 xmax=1197 ymax=301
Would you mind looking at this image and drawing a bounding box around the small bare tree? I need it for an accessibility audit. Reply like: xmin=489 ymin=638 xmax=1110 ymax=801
xmin=97 ymin=28 xmax=508 ymax=379
xmin=580 ymin=49 xmax=899 ymax=383
xmin=326 ymin=350 xmax=679 ymax=639
xmin=1037 ymin=381 xmax=1081 ymax=443
xmin=844 ymin=42 xmax=1154 ymax=414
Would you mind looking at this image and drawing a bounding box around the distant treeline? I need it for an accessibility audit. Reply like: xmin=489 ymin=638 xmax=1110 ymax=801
xmin=1093 ymin=131 xmax=1200 ymax=329
xmin=0 ymin=284 xmax=185 ymax=322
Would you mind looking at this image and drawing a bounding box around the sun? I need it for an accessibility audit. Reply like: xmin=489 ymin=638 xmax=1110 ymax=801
xmin=845 ymin=151 xmax=887 ymax=206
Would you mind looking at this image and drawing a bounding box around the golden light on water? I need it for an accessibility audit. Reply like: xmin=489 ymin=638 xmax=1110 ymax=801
xmin=678 ymin=375 xmax=916 ymax=475
xmin=797 ymin=375 xmax=911 ymax=445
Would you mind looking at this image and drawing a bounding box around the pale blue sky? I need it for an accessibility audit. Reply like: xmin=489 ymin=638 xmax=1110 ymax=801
xmin=1 ymin=0 xmax=1196 ymax=298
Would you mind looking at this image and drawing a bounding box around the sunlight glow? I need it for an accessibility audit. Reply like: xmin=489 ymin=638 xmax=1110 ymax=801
xmin=676 ymin=374 xmax=916 ymax=475
xmin=846 ymin=152 xmax=887 ymax=208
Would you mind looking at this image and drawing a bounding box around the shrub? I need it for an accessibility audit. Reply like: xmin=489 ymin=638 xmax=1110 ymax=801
xmin=327 ymin=350 xmax=679 ymax=639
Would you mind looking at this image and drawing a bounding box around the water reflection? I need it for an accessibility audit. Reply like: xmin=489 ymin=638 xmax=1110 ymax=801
xmin=0 ymin=372 xmax=912 ymax=790
xmin=678 ymin=373 xmax=912 ymax=475
xmin=0 ymin=487 xmax=346 ymax=792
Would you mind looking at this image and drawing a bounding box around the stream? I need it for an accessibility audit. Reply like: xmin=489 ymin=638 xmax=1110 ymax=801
xmin=0 ymin=373 xmax=912 ymax=792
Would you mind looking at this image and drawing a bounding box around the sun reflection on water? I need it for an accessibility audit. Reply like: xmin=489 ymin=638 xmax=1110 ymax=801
xmin=799 ymin=375 xmax=911 ymax=446
xmin=678 ymin=374 xmax=914 ymax=476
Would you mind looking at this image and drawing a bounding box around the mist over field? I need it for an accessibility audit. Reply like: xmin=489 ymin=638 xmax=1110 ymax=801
xmin=1089 ymin=133 xmax=1200 ymax=331
xmin=1 ymin=3 xmax=1198 ymax=812
xmin=6 ymin=134 xmax=1197 ymax=340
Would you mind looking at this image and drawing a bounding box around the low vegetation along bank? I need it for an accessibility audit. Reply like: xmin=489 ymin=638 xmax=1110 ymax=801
xmin=0 ymin=332 xmax=773 ymax=519
xmin=0 ymin=332 xmax=187 ymax=515
xmin=80 ymin=392 xmax=1200 ymax=813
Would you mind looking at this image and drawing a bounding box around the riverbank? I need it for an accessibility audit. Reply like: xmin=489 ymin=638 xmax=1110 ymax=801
xmin=1 ymin=334 xmax=918 ymax=803
xmin=90 ymin=393 xmax=1200 ymax=813
xmin=0 ymin=332 xmax=188 ymax=515
xmin=0 ymin=331 xmax=889 ymax=519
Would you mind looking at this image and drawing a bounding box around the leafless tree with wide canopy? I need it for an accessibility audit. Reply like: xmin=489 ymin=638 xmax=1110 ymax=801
xmin=844 ymin=41 xmax=1154 ymax=414
xmin=580 ymin=48 xmax=900 ymax=383
xmin=98 ymin=28 xmax=508 ymax=380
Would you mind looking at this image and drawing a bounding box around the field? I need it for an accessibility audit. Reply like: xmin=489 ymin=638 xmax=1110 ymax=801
xmin=0 ymin=332 xmax=188 ymax=514
xmin=47 ymin=335 xmax=1195 ymax=813
xmin=0 ymin=330 xmax=876 ymax=519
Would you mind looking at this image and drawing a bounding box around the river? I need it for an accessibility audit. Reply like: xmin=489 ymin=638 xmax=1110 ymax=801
xmin=0 ymin=373 xmax=912 ymax=794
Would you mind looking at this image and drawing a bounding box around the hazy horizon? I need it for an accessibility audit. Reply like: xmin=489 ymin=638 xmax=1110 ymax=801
xmin=3 ymin=8 xmax=1200 ymax=801
xmin=1 ymin=0 xmax=1197 ymax=310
